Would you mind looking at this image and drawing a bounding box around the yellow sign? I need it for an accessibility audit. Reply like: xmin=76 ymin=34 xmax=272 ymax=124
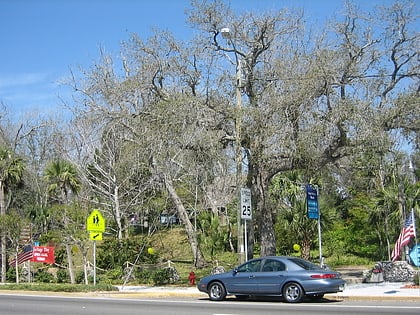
xmin=90 ymin=232 xmax=103 ymax=241
xmin=87 ymin=209 xmax=105 ymax=232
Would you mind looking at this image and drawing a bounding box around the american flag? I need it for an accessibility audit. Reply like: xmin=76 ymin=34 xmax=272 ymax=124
xmin=391 ymin=210 xmax=416 ymax=262
xmin=9 ymin=245 xmax=33 ymax=266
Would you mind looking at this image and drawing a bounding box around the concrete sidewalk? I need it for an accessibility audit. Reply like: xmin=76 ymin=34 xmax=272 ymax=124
xmin=332 ymin=282 xmax=420 ymax=300
xmin=116 ymin=282 xmax=420 ymax=301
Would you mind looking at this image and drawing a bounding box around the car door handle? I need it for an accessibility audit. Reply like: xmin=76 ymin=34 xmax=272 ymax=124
xmin=249 ymin=275 xmax=255 ymax=278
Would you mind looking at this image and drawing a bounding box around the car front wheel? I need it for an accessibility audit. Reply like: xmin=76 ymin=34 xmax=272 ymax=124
xmin=208 ymin=281 xmax=226 ymax=301
xmin=282 ymin=282 xmax=304 ymax=303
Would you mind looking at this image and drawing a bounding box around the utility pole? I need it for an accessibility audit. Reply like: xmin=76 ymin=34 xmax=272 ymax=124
xmin=221 ymin=27 xmax=245 ymax=264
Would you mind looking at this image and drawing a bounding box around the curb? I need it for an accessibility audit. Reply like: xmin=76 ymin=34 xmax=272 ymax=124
xmin=328 ymin=295 xmax=420 ymax=302
xmin=2 ymin=289 xmax=420 ymax=302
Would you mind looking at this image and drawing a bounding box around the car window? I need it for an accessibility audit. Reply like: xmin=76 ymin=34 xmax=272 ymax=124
xmin=237 ymin=259 xmax=262 ymax=272
xmin=288 ymin=257 xmax=320 ymax=270
xmin=262 ymin=259 xmax=286 ymax=272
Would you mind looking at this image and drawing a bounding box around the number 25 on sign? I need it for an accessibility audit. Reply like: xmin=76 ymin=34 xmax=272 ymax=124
xmin=240 ymin=188 xmax=252 ymax=220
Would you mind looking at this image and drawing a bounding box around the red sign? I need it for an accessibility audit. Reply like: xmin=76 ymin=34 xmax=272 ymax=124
xmin=31 ymin=246 xmax=55 ymax=264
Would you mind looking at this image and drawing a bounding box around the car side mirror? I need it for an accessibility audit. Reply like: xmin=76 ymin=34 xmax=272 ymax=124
xmin=233 ymin=268 xmax=238 ymax=275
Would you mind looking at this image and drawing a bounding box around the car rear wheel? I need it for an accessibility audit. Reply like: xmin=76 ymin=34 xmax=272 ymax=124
xmin=208 ymin=281 xmax=226 ymax=301
xmin=282 ymin=282 xmax=304 ymax=303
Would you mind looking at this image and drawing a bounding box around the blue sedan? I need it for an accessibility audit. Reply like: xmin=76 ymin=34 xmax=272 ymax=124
xmin=197 ymin=256 xmax=345 ymax=303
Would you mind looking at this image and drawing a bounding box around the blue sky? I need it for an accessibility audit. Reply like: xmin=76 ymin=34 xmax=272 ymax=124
xmin=0 ymin=0 xmax=405 ymax=119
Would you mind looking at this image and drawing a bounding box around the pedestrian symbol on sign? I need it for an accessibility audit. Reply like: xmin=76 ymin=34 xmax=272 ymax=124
xmin=87 ymin=209 xmax=105 ymax=232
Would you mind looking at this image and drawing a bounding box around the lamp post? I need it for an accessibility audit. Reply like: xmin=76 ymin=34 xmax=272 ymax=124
xmin=221 ymin=27 xmax=245 ymax=264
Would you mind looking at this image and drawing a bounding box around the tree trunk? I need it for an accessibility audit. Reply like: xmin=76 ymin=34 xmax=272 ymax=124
xmin=113 ymin=184 xmax=123 ymax=240
xmin=80 ymin=243 xmax=89 ymax=285
xmin=301 ymin=238 xmax=312 ymax=260
xmin=254 ymin=170 xmax=277 ymax=257
xmin=65 ymin=243 xmax=75 ymax=284
xmin=163 ymin=176 xmax=207 ymax=268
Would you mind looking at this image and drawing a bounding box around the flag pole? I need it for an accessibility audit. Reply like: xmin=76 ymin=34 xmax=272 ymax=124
xmin=412 ymin=209 xmax=419 ymax=289
xmin=412 ymin=209 xmax=418 ymax=250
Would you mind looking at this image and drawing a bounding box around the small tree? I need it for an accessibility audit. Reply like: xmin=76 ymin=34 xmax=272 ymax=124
xmin=0 ymin=148 xmax=25 ymax=283
xmin=44 ymin=159 xmax=81 ymax=284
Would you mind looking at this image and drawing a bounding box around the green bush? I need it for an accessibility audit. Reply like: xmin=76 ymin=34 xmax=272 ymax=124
xmin=134 ymin=270 xmax=152 ymax=284
xmin=152 ymin=267 xmax=180 ymax=285
xmin=152 ymin=268 xmax=171 ymax=285
xmin=56 ymin=268 xmax=69 ymax=283
xmin=324 ymin=254 xmax=373 ymax=268
xmin=75 ymin=270 xmax=94 ymax=284
xmin=6 ymin=268 xmax=16 ymax=282
xmin=34 ymin=269 xmax=56 ymax=283
xmin=97 ymin=238 xmax=158 ymax=270
xmin=0 ymin=283 xmax=118 ymax=292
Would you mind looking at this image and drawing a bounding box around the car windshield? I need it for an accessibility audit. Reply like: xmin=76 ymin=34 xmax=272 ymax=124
xmin=288 ymin=257 xmax=321 ymax=270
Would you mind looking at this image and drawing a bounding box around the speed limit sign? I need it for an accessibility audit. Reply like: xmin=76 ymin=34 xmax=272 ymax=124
xmin=240 ymin=188 xmax=252 ymax=220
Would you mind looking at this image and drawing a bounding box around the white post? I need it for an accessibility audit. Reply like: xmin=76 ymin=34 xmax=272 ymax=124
xmin=244 ymin=220 xmax=248 ymax=262
xmin=317 ymin=187 xmax=323 ymax=267
xmin=318 ymin=213 xmax=323 ymax=267
xmin=93 ymin=240 xmax=96 ymax=286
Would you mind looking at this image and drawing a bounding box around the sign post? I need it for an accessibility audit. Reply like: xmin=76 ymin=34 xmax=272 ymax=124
xmin=240 ymin=188 xmax=252 ymax=261
xmin=306 ymin=185 xmax=323 ymax=267
xmin=86 ymin=209 xmax=105 ymax=285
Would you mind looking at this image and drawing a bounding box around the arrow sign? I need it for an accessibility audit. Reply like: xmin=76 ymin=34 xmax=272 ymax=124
xmin=87 ymin=209 xmax=106 ymax=232
xmin=90 ymin=232 xmax=103 ymax=241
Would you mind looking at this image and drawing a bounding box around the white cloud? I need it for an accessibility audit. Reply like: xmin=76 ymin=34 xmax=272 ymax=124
xmin=0 ymin=72 xmax=49 ymax=89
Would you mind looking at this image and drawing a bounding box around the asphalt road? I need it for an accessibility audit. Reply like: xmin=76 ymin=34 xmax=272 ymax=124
xmin=1 ymin=294 xmax=420 ymax=315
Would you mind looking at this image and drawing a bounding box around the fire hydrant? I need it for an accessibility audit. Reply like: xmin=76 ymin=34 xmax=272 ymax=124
xmin=188 ymin=271 xmax=196 ymax=285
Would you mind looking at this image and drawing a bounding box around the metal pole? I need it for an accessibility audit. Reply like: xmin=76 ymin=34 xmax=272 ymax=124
xmin=236 ymin=59 xmax=244 ymax=264
xmin=317 ymin=187 xmax=323 ymax=267
xmin=93 ymin=240 xmax=96 ymax=286
xmin=221 ymin=27 xmax=244 ymax=264
xmin=318 ymin=213 xmax=323 ymax=267
xmin=244 ymin=220 xmax=248 ymax=262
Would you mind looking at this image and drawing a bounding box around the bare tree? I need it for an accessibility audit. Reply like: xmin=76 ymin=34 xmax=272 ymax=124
xmin=188 ymin=0 xmax=419 ymax=258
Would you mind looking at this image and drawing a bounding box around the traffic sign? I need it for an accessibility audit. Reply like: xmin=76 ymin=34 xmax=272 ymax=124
xmin=240 ymin=188 xmax=252 ymax=220
xmin=90 ymin=232 xmax=103 ymax=241
xmin=87 ymin=209 xmax=105 ymax=232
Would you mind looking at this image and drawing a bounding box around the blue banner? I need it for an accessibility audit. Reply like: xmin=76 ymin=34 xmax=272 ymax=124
xmin=409 ymin=245 xmax=420 ymax=267
xmin=306 ymin=184 xmax=319 ymax=219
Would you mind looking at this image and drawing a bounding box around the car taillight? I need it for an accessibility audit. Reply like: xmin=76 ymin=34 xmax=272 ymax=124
xmin=310 ymin=273 xmax=337 ymax=279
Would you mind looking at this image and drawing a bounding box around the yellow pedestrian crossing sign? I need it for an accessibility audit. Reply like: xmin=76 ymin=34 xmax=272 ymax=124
xmin=87 ymin=209 xmax=105 ymax=232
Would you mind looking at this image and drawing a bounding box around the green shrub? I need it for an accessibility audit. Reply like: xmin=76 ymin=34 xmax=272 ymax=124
xmin=134 ymin=270 xmax=152 ymax=284
xmin=56 ymin=268 xmax=69 ymax=283
xmin=152 ymin=267 xmax=180 ymax=285
xmin=6 ymin=268 xmax=16 ymax=282
xmin=75 ymin=270 xmax=94 ymax=284
xmin=34 ymin=269 xmax=56 ymax=283
xmin=324 ymin=254 xmax=373 ymax=268
xmin=0 ymin=283 xmax=118 ymax=292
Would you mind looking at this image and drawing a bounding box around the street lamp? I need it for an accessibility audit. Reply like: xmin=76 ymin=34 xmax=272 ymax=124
xmin=221 ymin=27 xmax=245 ymax=264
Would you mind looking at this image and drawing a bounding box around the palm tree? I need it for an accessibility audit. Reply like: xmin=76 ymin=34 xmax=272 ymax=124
xmin=0 ymin=148 xmax=25 ymax=283
xmin=44 ymin=159 xmax=81 ymax=284
xmin=271 ymin=171 xmax=320 ymax=260
xmin=44 ymin=159 xmax=81 ymax=204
